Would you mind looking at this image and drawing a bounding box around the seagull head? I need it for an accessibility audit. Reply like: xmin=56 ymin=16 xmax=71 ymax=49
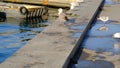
xmin=58 ymin=8 xmax=63 ymax=15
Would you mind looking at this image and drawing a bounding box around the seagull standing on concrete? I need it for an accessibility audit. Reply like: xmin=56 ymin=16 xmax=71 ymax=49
xmin=97 ymin=16 xmax=109 ymax=31
xmin=70 ymin=1 xmax=80 ymax=10
xmin=98 ymin=16 xmax=109 ymax=26
xmin=69 ymin=0 xmax=84 ymax=10
xmin=70 ymin=2 xmax=75 ymax=10
xmin=58 ymin=8 xmax=68 ymax=22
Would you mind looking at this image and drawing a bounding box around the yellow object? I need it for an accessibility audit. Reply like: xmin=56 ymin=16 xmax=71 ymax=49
xmin=43 ymin=0 xmax=48 ymax=5
xmin=70 ymin=0 xmax=75 ymax=2
xmin=10 ymin=0 xmax=16 ymax=2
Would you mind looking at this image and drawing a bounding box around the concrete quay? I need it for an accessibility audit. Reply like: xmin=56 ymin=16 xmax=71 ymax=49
xmin=0 ymin=0 xmax=103 ymax=68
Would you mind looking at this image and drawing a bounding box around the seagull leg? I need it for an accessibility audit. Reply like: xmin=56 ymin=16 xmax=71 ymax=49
xmin=103 ymin=21 xmax=106 ymax=26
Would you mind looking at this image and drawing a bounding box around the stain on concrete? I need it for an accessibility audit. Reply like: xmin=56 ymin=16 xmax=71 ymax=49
xmin=24 ymin=62 xmax=45 ymax=68
xmin=43 ymin=32 xmax=62 ymax=36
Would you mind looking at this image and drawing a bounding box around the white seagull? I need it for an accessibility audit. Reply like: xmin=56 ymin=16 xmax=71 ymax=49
xmin=58 ymin=8 xmax=68 ymax=23
xmin=70 ymin=2 xmax=75 ymax=10
xmin=97 ymin=16 xmax=109 ymax=31
xmin=98 ymin=16 xmax=109 ymax=26
xmin=113 ymin=32 xmax=120 ymax=38
xmin=70 ymin=0 xmax=84 ymax=10
xmin=70 ymin=2 xmax=79 ymax=10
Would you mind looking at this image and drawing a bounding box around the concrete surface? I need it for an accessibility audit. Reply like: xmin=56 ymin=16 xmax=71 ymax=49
xmin=0 ymin=0 xmax=103 ymax=68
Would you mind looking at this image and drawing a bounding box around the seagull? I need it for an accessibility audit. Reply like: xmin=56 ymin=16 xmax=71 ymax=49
xmin=70 ymin=2 xmax=75 ymax=10
xmin=113 ymin=32 xmax=120 ymax=38
xmin=98 ymin=16 xmax=109 ymax=26
xmin=58 ymin=8 xmax=68 ymax=21
xmin=97 ymin=16 xmax=109 ymax=31
xmin=70 ymin=0 xmax=84 ymax=10
xmin=70 ymin=2 xmax=79 ymax=10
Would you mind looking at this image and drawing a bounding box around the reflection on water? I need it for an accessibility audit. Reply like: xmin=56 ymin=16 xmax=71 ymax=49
xmin=105 ymin=0 xmax=120 ymax=5
xmin=0 ymin=15 xmax=48 ymax=63
xmin=70 ymin=25 xmax=86 ymax=38
xmin=0 ymin=6 xmax=65 ymax=63
xmin=75 ymin=60 xmax=114 ymax=68
xmin=20 ymin=15 xmax=48 ymax=28
xmin=105 ymin=0 xmax=114 ymax=4
xmin=113 ymin=42 xmax=120 ymax=55
xmin=82 ymin=20 xmax=120 ymax=54
xmin=70 ymin=19 xmax=120 ymax=68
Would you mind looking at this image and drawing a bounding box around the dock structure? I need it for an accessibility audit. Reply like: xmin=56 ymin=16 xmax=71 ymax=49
xmin=2 ymin=0 xmax=71 ymax=8
xmin=0 ymin=0 xmax=104 ymax=68
xmin=0 ymin=2 xmax=48 ymax=18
